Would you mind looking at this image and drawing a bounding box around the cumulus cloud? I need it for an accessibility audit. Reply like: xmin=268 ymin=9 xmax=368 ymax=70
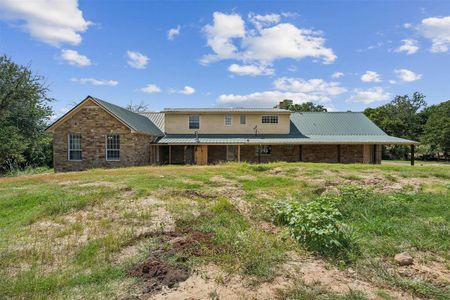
xmin=167 ymin=25 xmax=180 ymax=40
xmin=418 ymin=16 xmax=450 ymax=52
xmin=395 ymin=39 xmax=419 ymax=54
xmin=331 ymin=71 xmax=344 ymax=79
xmin=172 ymin=86 xmax=196 ymax=95
xmin=361 ymin=71 xmax=382 ymax=83
xmin=228 ymin=63 xmax=274 ymax=76
xmin=141 ymin=84 xmax=161 ymax=93
xmin=217 ymin=77 xmax=346 ymax=106
xmin=201 ymin=12 xmax=336 ymax=72
xmin=346 ymin=87 xmax=390 ymax=104
xmin=60 ymin=49 xmax=91 ymax=66
xmin=394 ymin=69 xmax=422 ymax=82
xmin=126 ymin=50 xmax=149 ymax=69
xmin=71 ymin=78 xmax=118 ymax=86
xmin=0 ymin=0 xmax=91 ymax=46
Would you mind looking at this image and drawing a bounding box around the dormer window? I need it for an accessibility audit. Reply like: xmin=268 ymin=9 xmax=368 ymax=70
xmin=262 ymin=115 xmax=278 ymax=124
xmin=189 ymin=115 xmax=199 ymax=129
xmin=224 ymin=115 xmax=232 ymax=126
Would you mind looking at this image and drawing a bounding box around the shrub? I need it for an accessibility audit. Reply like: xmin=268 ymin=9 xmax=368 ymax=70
xmin=274 ymin=195 xmax=357 ymax=259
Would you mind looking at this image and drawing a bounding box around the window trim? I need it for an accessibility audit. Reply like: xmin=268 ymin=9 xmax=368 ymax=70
xmin=188 ymin=115 xmax=200 ymax=129
xmin=105 ymin=134 xmax=120 ymax=161
xmin=67 ymin=133 xmax=82 ymax=161
xmin=240 ymin=115 xmax=246 ymax=125
xmin=261 ymin=115 xmax=279 ymax=124
xmin=224 ymin=115 xmax=232 ymax=126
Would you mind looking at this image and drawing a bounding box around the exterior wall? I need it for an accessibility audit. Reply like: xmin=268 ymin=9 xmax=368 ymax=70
xmin=302 ymin=145 xmax=339 ymax=163
xmin=240 ymin=145 xmax=300 ymax=163
xmin=208 ymin=145 xmax=227 ymax=163
xmin=52 ymin=100 xmax=154 ymax=172
xmin=164 ymin=113 xmax=290 ymax=134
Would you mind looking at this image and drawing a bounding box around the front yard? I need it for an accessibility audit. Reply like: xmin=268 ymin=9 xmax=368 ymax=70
xmin=0 ymin=162 xmax=449 ymax=299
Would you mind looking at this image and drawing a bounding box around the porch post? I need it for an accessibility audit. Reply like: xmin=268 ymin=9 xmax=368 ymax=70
xmin=237 ymin=145 xmax=241 ymax=162
xmin=411 ymin=144 xmax=415 ymax=166
xmin=169 ymin=145 xmax=172 ymax=164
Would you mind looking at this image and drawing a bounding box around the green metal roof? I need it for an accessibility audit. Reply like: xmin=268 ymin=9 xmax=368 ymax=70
xmin=91 ymin=97 xmax=164 ymax=136
xmin=140 ymin=112 xmax=165 ymax=132
xmin=163 ymin=108 xmax=290 ymax=113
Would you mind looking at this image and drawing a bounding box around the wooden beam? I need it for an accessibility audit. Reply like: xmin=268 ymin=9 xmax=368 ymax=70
xmin=372 ymin=144 xmax=377 ymax=164
xmin=169 ymin=145 xmax=172 ymax=164
xmin=237 ymin=145 xmax=241 ymax=162
xmin=411 ymin=144 xmax=415 ymax=166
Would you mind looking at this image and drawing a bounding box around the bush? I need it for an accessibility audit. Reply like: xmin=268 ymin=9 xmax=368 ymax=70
xmin=274 ymin=195 xmax=358 ymax=259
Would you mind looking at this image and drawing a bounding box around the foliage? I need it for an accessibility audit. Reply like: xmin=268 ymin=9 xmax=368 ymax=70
xmin=125 ymin=100 xmax=149 ymax=112
xmin=0 ymin=55 xmax=53 ymax=173
xmin=421 ymin=100 xmax=450 ymax=158
xmin=274 ymin=195 xmax=357 ymax=259
xmin=287 ymin=101 xmax=328 ymax=112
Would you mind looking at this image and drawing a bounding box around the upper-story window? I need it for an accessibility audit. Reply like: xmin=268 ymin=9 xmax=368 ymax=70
xmin=68 ymin=133 xmax=82 ymax=161
xmin=262 ymin=115 xmax=279 ymax=124
xmin=189 ymin=115 xmax=200 ymax=129
xmin=224 ymin=115 xmax=232 ymax=126
xmin=240 ymin=115 xmax=246 ymax=124
xmin=106 ymin=134 xmax=120 ymax=161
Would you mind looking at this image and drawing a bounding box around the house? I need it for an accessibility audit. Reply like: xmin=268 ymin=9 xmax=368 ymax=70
xmin=46 ymin=96 xmax=418 ymax=172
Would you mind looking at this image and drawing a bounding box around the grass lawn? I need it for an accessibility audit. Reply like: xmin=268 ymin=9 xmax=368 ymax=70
xmin=0 ymin=162 xmax=449 ymax=299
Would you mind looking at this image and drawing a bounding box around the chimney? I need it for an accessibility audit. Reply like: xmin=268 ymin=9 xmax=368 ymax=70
xmin=274 ymin=99 xmax=293 ymax=109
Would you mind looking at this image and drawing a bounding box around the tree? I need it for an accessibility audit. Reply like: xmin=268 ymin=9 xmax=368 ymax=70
xmin=126 ymin=100 xmax=149 ymax=113
xmin=421 ymin=100 xmax=450 ymax=159
xmin=0 ymin=55 xmax=53 ymax=172
xmin=287 ymin=102 xmax=328 ymax=112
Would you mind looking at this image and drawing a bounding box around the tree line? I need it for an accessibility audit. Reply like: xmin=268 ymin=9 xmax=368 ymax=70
xmin=1 ymin=56 xmax=448 ymax=173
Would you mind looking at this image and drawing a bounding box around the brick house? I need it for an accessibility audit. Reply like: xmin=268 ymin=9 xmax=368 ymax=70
xmin=46 ymin=96 xmax=417 ymax=172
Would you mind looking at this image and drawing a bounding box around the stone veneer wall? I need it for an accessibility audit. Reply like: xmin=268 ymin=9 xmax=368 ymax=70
xmin=52 ymin=100 xmax=155 ymax=172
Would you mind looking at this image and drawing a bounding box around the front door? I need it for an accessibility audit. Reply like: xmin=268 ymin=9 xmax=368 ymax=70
xmin=226 ymin=145 xmax=237 ymax=161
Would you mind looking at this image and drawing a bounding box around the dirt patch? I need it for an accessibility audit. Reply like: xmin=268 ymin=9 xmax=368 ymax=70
xmin=170 ymin=189 xmax=217 ymax=200
xmin=267 ymin=167 xmax=284 ymax=176
xmin=128 ymin=230 xmax=214 ymax=295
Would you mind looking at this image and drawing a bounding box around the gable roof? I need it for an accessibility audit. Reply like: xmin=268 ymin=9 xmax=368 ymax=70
xmin=46 ymin=96 xmax=164 ymax=136
xmin=163 ymin=108 xmax=290 ymax=113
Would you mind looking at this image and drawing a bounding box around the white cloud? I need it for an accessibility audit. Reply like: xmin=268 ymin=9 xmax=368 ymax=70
xmin=361 ymin=71 xmax=382 ymax=82
xmin=346 ymin=87 xmax=390 ymax=104
xmin=331 ymin=71 xmax=344 ymax=79
xmin=0 ymin=0 xmax=91 ymax=46
xmin=418 ymin=16 xmax=450 ymax=52
xmin=394 ymin=69 xmax=422 ymax=82
xmin=201 ymin=12 xmax=336 ymax=68
xmin=60 ymin=49 xmax=91 ymax=66
xmin=217 ymin=77 xmax=346 ymax=106
xmin=167 ymin=25 xmax=180 ymax=40
xmin=404 ymin=23 xmax=413 ymax=29
xmin=141 ymin=84 xmax=161 ymax=93
xmin=248 ymin=13 xmax=280 ymax=30
xmin=71 ymin=78 xmax=118 ymax=86
xmin=126 ymin=50 xmax=149 ymax=69
xmin=395 ymin=39 xmax=419 ymax=54
xmin=176 ymin=86 xmax=195 ymax=95
xmin=228 ymin=63 xmax=274 ymax=76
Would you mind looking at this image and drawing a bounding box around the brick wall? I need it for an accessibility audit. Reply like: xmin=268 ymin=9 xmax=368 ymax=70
xmin=52 ymin=100 xmax=154 ymax=172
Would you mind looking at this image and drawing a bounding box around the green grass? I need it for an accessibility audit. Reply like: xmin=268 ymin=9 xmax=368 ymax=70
xmin=0 ymin=162 xmax=448 ymax=299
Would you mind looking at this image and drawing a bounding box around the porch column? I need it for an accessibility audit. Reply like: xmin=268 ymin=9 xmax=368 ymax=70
xmin=169 ymin=145 xmax=172 ymax=164
xmin=411 ymin=144 xmax=415 ymax=166
xmin=237 ymin=145 xmax=241 ymax=162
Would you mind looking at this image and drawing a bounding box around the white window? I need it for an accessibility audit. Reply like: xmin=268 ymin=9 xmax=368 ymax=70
xmin=68 ymin=133 xmax=82 ymax=161
xmin=106 ymin=134 xmax=120 ymax=161
xmin=262 ymin=115 xmax=278 ymax=124
xmin=240 ymin=115 xmax=246 ymax=124
xmin=224 ymin=115 xmax=232 ymax=126
xmin=256 ymin=145 xmax=272 ymax=155
xmin=189 ymin=115 xmax=199 ymax=129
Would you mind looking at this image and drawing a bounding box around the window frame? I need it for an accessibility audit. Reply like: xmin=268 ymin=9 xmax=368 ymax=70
xmin=67 ymin=133 xmax=82 ymax=161
xmin=224 ymin=115 xmax=232 ymax=126
xmin=256 ymin=145 xmax=272 ymax=156
xmin=261 ymin=115 xmax=279 ymax=124
xmin=189 ymin=115 xmax=200 ymax=129
xmin=240 ymin=115 xmax=246 ymax=125
xmin=106 ymin=134 xmax=120 ymax=161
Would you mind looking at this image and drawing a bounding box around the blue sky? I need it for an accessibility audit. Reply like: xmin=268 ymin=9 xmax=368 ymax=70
xmin=1 ymin=1 xmax=450 ymax=119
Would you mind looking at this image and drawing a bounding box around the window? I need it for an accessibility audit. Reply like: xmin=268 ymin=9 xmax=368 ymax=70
xmin=68 ymin=133 xmax=82 ymax=161
xmin=256 ymin=145 xmax=272 ymax=155
xmin=262 ymin=115 xmax=278 ymax=124
xmin=224 ymin=115 xmax=232 ymax=126
xmin=240 ymin=115 xmax=246 ymax=124
xmin=106 ymin=134 xmax=120 ymax=161
xmin=189 ymin=115 xmax=199 ymax=129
